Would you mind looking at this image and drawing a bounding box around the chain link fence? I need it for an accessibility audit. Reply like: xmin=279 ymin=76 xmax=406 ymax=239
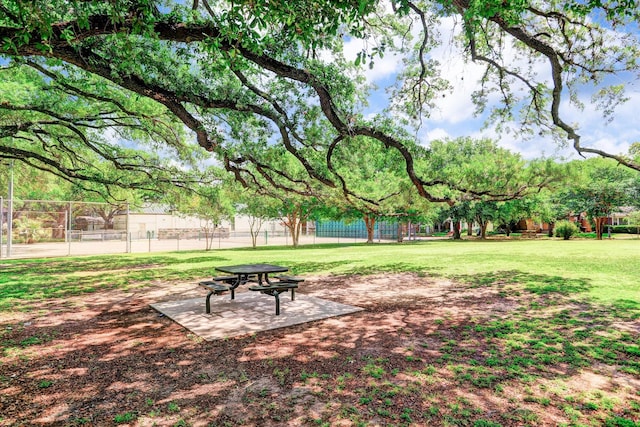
xmin=0 ymin=199 xmax=434 ymax=260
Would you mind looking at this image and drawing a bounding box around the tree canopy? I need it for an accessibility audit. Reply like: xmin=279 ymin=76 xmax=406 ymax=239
xmin=1 ymin=0 xmax=638 ymax=204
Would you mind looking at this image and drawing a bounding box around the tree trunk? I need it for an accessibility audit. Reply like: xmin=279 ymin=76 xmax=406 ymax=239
xmin=480 ymin=221 xmax=488 ymax=239
xmin=53 ymin=211 xmax=66 ymax=239
xmin=467 ymin=221 xmax=473 ymax=236
xmin=397 ymin=222 xmax=404 ymax=243
xmin=282 ymin=209 xmax=304 ymax=248
xmin=248 ymin=215 xmax=263 ymax=248
xmin=452 ymin=221 xmax=461 ymax=240
xmin=202 ymin=223 xmax=213 ymax=250
xmin=293 ymin=218 xmax=302 ymax=247
xmin=363 ymin=214 xmax=376 ymax=243
xmin=548 ymin=222 xmax=555 ymax=238
xmin=595 ymin=217 xmax=606 ymax=240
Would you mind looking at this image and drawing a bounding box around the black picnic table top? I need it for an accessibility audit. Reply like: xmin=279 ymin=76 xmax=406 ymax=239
xmin=215 ymin=264 xmax=289 ymax=275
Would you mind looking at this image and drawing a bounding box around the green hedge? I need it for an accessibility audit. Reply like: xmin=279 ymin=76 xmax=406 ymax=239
xmin=610 ymin=225 xmax=640 ymax=234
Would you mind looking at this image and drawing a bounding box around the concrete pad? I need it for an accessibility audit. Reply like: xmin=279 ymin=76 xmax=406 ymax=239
xmin=150 ymin=293 xmax=363 ymax=341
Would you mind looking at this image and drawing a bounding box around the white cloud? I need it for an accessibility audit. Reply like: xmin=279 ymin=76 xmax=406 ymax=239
xmin=558 ymin=89 xmax=640 ymax=155
xmin=423 ymin=127 xmax=451 ymax=143
xmin=342 ymin=37 xmax=403 ymax=83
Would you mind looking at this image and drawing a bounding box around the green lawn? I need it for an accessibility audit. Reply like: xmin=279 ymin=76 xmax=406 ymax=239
xmin=1 ymin=239 xmax=638 ymax=312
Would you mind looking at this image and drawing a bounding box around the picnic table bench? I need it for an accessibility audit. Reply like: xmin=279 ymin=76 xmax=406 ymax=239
xmin=273 ymin=275 xmax=305 ymax=284
xmin=198 ymin=280 xmax=231 ymax=313
xmin=521 ymin=230 xmax=538 ymax=238
xmin=248 ymin=282 xmax=299 ymax=315
xmin=211 ymin=275 xmax=237 ymax=283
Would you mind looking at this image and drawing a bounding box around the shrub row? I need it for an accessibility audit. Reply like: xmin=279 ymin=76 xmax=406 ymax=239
xmin=609 ymin=225 xmax=640 ymax=234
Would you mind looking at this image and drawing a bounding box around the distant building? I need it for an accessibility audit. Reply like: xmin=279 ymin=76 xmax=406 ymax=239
xmin=111 ymin=204 xmax=289 ymax=239
xmin=609 ymin=206 xmax=637 ymax=226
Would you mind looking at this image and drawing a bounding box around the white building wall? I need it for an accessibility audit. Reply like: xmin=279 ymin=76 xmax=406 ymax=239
xmin=113 ymin=213 xmax=290 ymax=236
xmin=113 ymin=213 xmax=206 ymax=235
xmin=231 ymin=215 xmax=287 ymax=234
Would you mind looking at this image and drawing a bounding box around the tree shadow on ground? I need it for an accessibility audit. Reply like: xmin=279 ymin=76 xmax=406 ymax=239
xmin=1 ymin=270 xmax=639 ymax=426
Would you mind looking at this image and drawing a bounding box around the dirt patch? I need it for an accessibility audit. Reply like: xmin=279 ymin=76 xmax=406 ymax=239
xmin=1 ymin=273 xmax=638 ymax=426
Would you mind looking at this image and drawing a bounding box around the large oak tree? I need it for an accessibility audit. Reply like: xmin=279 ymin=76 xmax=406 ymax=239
xmin=1 ymin=0 xmax=638 ymax=206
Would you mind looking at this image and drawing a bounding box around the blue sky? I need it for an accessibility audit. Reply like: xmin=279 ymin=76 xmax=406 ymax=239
xmin=340 ymin=16 xmax=640 ymax=161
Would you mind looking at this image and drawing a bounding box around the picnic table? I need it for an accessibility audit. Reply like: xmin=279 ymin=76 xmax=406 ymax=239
xmin=198 ymin=263 xmax=304 ymax=315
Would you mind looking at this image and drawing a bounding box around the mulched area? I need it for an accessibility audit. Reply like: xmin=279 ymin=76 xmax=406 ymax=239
xmin=1 ymin=273 xmax=638 ymax=426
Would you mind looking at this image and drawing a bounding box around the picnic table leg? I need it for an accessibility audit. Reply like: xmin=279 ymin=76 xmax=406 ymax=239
xmin=229 ymin=275 xmax=242 ymax=300
xmin=274 ymin=291 xmax=281 ymax=315
xmin=205 ymin=291 xmax=213 ymax=314
xmin=291 ymin=287 xmax=295 ymax=301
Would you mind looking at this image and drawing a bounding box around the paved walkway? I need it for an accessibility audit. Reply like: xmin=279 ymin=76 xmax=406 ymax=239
xmin=150 ymin=292 xmax=363 ymax=341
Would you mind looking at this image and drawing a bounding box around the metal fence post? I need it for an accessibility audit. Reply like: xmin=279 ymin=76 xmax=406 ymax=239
xmin=65 ymin=210 xmax=70 ymax=256
xmin=125 ymin=202 xmax=130 ymax=253
xmin=0 ymin=196 xmax=3 ymax=260
xmin=7 ymin=160 xmax=13 ymax=258
xmin=68 ymin=202 xmax=72 ymax=239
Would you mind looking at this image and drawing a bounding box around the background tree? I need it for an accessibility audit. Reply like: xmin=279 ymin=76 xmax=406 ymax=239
xmin=324 ymin=134 xmax=416 ymax=243
xmin=526 ymin=190 xmax=573 ymax=238
xmin=437 ymin=200 xmax=474 ymax=240
xmin=0 ymin=162 xmax=135 ymax=238
xmin=422 ymin=137 xmax=564 ymax=239
xmin=235 ymin=188 xmax=281 ymax=248
xmin=276 ymin=196 xmax=321 ymax=248
xmin=230 ymin=147 xmax=325 ymax=248
xmin=165 ymin=175 xmax=235 ymax=250
xmin=562 ymin=158 xmax=637 ymax=239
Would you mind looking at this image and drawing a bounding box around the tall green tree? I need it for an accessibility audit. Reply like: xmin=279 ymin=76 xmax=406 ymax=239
xmin=525 ymin=190 xmax=573 ymax=238
xmin=229 ymin=147 xmax=325 ymax=247
xmin=235 ymin=188 xmax=281 ymax=248
xmin=324 ymin=134 xmax=418 ymax=243
xmin=561 ymin=158 xmax=637 ymax=239
xmin=422 ymin=137 xmax=565 ymax=239
xmin=163 ymin=171 xmax=235 ymax=250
